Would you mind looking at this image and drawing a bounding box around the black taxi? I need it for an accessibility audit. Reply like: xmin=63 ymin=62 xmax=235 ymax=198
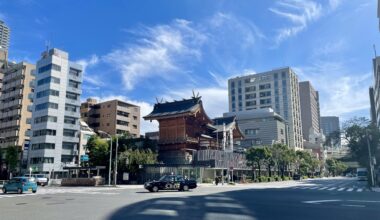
xmin=144 ymin=175 xmax=197 ymax=192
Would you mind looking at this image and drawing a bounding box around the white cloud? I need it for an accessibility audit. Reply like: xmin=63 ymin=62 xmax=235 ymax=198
xmin=294 ymin=62 xmax=372 ymax=117
xmin=103 ymin=19 xmax=207 ymax=90
xmin=75 ymin=55 xmax=103 ymax=86
xmin=328 ymin=0 xmax=342 ymax=11
xmin=269 ymin=0 xmax=322 ymax=45
xmin=312 ymin=39 xmax=346 ymax=57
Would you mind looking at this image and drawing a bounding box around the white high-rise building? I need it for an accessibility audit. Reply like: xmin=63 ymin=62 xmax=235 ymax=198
xmin=228 ymin=67 xmax=303 ymax=150
xmin=0 ymin=20 xmax=10 ymax=51
xmin=28 ymin=48 xmax=83 ymax=175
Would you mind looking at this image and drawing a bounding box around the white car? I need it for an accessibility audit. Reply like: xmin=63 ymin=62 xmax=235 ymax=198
xmin=24 ymin=174 xmax=48 ymax=186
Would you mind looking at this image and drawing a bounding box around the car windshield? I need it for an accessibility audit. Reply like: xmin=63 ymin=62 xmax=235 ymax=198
xmin=357 ymin=171 xmax=367 ymax=176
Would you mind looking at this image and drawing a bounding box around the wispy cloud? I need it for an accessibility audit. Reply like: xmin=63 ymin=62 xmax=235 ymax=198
xmin=312 ymin=39 xmax=346 ymax=58
xmin=75 ymin=55 xmax=103 ymax=86
xmin=103 ymin=19 xmax=207 ymax=90
xmin=294 ymin=61 xmax=371 ymax=118
xmin=270 ymin=0 xmax=322 ymax=45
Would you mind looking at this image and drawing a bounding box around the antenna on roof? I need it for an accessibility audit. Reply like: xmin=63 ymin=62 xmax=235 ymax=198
xmin=374 ymin=44 xmax=377 ymax=58
xmin=45 ymin=40 xmax=50 ymax=53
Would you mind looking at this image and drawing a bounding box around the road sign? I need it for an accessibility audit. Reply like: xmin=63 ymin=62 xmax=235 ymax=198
xmin=80 ymin=155 xmax=89 ymax=162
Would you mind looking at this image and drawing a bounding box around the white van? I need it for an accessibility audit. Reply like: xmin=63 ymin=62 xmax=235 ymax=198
xmin=356 ymin=168 xmax=368 ymax=181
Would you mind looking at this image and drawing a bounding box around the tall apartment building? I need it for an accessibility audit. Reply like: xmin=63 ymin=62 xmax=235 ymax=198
xmin=320 ymin=116 xmax=340 ymax=147
xmin=0 ymin=20 xmax=10 ymax=51
xmin=224 ymin=108 xmax=288 ymax=149
xmin=0 ymin=62 xmax=35 ymax=172
xmin=28 ymin=48 xmax=83 ymax=175
xmin=228 ymin=67 xmax=303 ymax=150
xmin=299 ymin=81 xmax=320 ymax=140
xmin=80 ymin=98 xmax=140 ymax=137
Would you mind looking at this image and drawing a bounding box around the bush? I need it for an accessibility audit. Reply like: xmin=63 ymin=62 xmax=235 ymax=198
xmin=274 ymin=176 xmax=281 ymax=181
xmin=202 ymin=178 xmax=213 ymax=183
xmin=259 ymin=176 xmax=269 ymax=182
xmin=282 ymin=176 xmax=290 ymax=181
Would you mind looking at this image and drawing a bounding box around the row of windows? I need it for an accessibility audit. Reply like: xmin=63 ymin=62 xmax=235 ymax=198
xmin=245 ymin=129 xmax=259 ymax=135
xmin=34 ymin=116 xmax=57 ymax=124
xmin=69 ymin=68 xmax=81 ymax=77
xmin=65 ymin=104 xmax=77 ymax=112
xmin=63 ymin=129 xmax=76 ymax=137
xmin=66 ymin=92 xmax=78 ymax=100
xmin=62 ymin=142 xmax=76 ymax=149
xmin=117 ymin=110 xmax=130 ymax=117
xmin=35 ymin=102 xmax=58 ymax=111
xmin=64 ymin=116 xmax=76 ymax=125
xmin=38 ymin=64 xmax=61 ymax=74
xmin=31 ymin=143 xmax=55 ymax=150
xmin=30 ymin=157 xmax=54 ymax=164
xmin=37 ymin=76 xmax=60 ymax=86
xmin=36 ymin=89 xmax=59 ymax=98
xmin=33 ymin=129 xmax=56 ymax=137
xmin=117 ymin=120 xmax=129 ymax=126
xmin=259 ymin=91 xmax=271 ymax=97
xmin=259 ymin=83 xmax=271 ymax=90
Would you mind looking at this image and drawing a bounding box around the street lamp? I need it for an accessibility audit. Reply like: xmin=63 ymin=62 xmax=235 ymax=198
xmin=114 ymin=135 xmax=119 ymax=186
xmin=98 ymin=130 xmax=113 ymax=186
xmin=365 ymin=130 xmax=375 ymax=187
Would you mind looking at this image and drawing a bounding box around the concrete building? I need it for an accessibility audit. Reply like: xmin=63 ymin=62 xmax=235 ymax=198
xmin=224 ymin=108 xmax=288 ymax=149
xmin=228 ymin=67 xmax=303 ymax=150
xmin=320 ymin=116 xmax=340 ymax=147
xmin=0 ymin=62 xmax=35 ymax=170
xmin=78 ymin=120 xmax=95 ymax=162
xmin=370 ymin=87 xmax=377 ymax=124
xmin=372 ymin=57 xmax=380 ymax=127
xmin=28 ymin=48 xmax=83 ymax=175
xmin=0 ymin=20 xmax=10 ymax=51
xmin=0 ymin=48 xmax=8 ymax=93
xmin=80 ymin=98 xmax=140 ymax=137
xmin=299 ymin=81 xmax=320 ymax=141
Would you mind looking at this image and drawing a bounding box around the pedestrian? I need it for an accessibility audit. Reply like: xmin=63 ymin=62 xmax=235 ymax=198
xmin=215 ymin=176 xmax=219 ymax=185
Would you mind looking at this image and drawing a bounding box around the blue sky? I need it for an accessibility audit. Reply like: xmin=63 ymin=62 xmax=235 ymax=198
xmin=0 ymin=0 xmax=379 ymax=133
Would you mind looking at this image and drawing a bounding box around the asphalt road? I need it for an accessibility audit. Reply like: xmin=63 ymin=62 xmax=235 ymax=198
xmin=0 ymin=177 xmax=379 ymax=220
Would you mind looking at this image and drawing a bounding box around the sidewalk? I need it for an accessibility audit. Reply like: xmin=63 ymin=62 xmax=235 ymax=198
xmin=371 ymin=187 xmax=380 ymax=192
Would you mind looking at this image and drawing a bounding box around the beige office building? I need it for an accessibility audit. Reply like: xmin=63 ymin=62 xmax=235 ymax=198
xmin=299 ymin=81 xmax=320 ymax=140
xmin=80 ymin=98 xmax=140 ymax=137
xmin=228 ymin=67 xmax=303 ymax=150
xmin=0 ymin=62 xmax=35 ymax=151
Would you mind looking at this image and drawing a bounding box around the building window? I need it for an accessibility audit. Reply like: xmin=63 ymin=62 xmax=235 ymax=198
xmin=64 ymin=116 xmax=76 ymax=125
xmin=117 ymin=110 xmax=129 ymax=117
xmin=34 ymin=116 xmax=57 ymax=124
xmin=36 ymin=89 xmax=59 ymax=98
xmin=62 ymin=142 xmax=76 ymax=149
xmin=230 ymin=81 xmax=235 ymax=88
xmin=245 ymin=86 xmax=256 ymax=92
xmin=245 ymin=129 xmax=259 ymax=135
xmin=133 ymin=125 xmax=138 ymax=129
xmin=238 ymin=88 xmax=242 ymax=94
xmin=245 ymin=93 xmax=256 ymax=99
xmin=259 ymin=91 xmax=271 ymax=97
xmin=33 ymin=129 xmax=56 ymax=137
xmin=280 ymin=129 xmax=284 ymax=135
xmin=65 ymin=104 xmax=77 ymax=112
xmin=63 ymin=129 xmax=76 ymax=137
xmin=38 ymin=64 xmax=61 ymax=74
xmin=68 ymin=80 xmax=79 ymax=88
xmin=31 ymin=143 xmax=55 ymax=150
xmin=260 ymin=98 xmax=271 ymax=105
xmin=117 ymin=120 xmax=129 ymax=126
xmin=259 ymin=83 xmax=271 ymax=90
xmin=246 ymin=100 xmax=256 ymax=107
xmin=35 ymin=102 xmax=58 ymax=111
xmin=37 ymin=76 xmax=60 ymax=86
xmin=69 ymin=68 xmax=81 ymax=77
xmin=30 ymin=157 xmax=54 ymax=164
xmin=61 ymin=155 xmax=74 ymax=163
xmin=66 ymin=92 xmax=78 ymax=100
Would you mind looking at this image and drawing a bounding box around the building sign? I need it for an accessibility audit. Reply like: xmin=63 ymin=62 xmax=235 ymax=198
xmin=80 ymin=155 xmax=89 ymax=162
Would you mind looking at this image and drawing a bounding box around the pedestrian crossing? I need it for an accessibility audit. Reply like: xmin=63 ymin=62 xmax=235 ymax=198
xmin=290 ymin=185 xmax=369 ymax=193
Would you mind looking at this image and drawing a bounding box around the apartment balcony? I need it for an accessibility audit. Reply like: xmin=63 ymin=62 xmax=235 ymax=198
xmin=27 ymin=105 xmax=34 ymax=112
xmin=28 ymin=93 xmax=34 ymax=100
xmin=0 ymin=108 xmax=21 ymax=118
xmin=68 ymin=73 xmax=82 ymax=83
xmin=62 ymin=136 xmax=79 ymax=143
xmin=26 ymin=118 xmax=32 ymax=124
xmin=25 ymin=130 xmax=32 ymax=137
xmin=64 ymin=110 xmax=80 ymax=118
xmin=63 ymin=123 xmax=79 ymax=130
xmin=29 ymin=80 xmax=35 ymax=88
xmin=65 ymin=98 xmax=80 ymax=106
xmin=66 ymin=86 xmax=82 ymax=95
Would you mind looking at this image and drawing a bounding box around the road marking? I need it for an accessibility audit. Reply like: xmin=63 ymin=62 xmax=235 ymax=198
xmin=310 ymin=187 xmax=319 ymax=189
xmin=341 ymin=204 xmax=365 ymax=208
xmin=347 ymin=200 xmax=380 ymax=203
xmin=139 ymin=209 xmax=178 ymax=217
xmin=327 ymin=187 xmax=337 ymax=191
xmin=347 ymin=188 xmax=354 ymax=192
xmin=153 ymin=200 xmax=185 ymax=205
xmin=204 ymin=213 xmax=255 ymax=220
xmin=337 ymin=188 xmax=345 ymax=191
xmin=318 ymin=187 xmax=328 ymax=190
xmin=357 ymin=188 xmax=363 ymax=192
xmin=303 ymin=200 xmax=341 ymax=204
xmin=205 ymin=196 xmax=234 ymax=201
xmin=206 ymin=202 xmax=244 ymax=209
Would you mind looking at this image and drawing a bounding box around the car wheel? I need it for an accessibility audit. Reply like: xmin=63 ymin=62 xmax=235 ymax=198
xmin=183 ymin=185 xmax=189 ymax=191
xmin=32 ymin=190 xmax=37 ymax=193
xmin=2 ymin=187 xmax=6 ymax=194
xmin=17 ymin=188 xmax=23 ymax=194
xmin=152 ymin=186 xmax=159 ymax=192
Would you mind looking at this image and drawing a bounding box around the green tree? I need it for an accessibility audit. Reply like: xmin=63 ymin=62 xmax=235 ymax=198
xmin=5 ymin=146 xmax=20 ymax=175
xmin=246 ymin=147 xmax=271 ymax=179
xmin=118 ymin=148 xmax=157 ymax=180
xmin=343 ymin=117 xmax=380 ymax=168
xmin=87 ymin=136 xmax=109 ymax=166
xmin=326 ymin=158 xmax=347 ymax=176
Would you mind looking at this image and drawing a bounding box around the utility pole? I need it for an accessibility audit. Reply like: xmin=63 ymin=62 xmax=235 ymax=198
xmin=366 ymin=130 xmax=375 ymax=187
xmin=113 ymin=135 xmax=119 ymax=186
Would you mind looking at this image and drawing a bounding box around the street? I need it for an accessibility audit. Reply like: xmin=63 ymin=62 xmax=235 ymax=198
xmin=0 ymin=177 xmax=379 ymax=220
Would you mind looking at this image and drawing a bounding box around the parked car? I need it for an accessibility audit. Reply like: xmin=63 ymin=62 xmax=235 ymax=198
xmin=293 ymin=174 xmax=302 ymax=180
xmin=357 ymin=168 xmax=368 ymax=181
xmin=24 ymin=174 xmax=48 ymax=186
xmin=144 ymin=175 xmax=197 ymax=192
xmin=2 ymin=177 xmax=37 ymax=194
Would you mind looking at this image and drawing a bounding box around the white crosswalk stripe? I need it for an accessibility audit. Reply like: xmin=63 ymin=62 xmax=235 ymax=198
xmin=327 ymin=187 xmax=337 ymax=191
xmin=337 ymin=188 xmax=345 ymax=191
xmin=357 ymin=188 xmax=363 ymax=192
xmin=347 ymin=188 xmax=354 ymax=192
